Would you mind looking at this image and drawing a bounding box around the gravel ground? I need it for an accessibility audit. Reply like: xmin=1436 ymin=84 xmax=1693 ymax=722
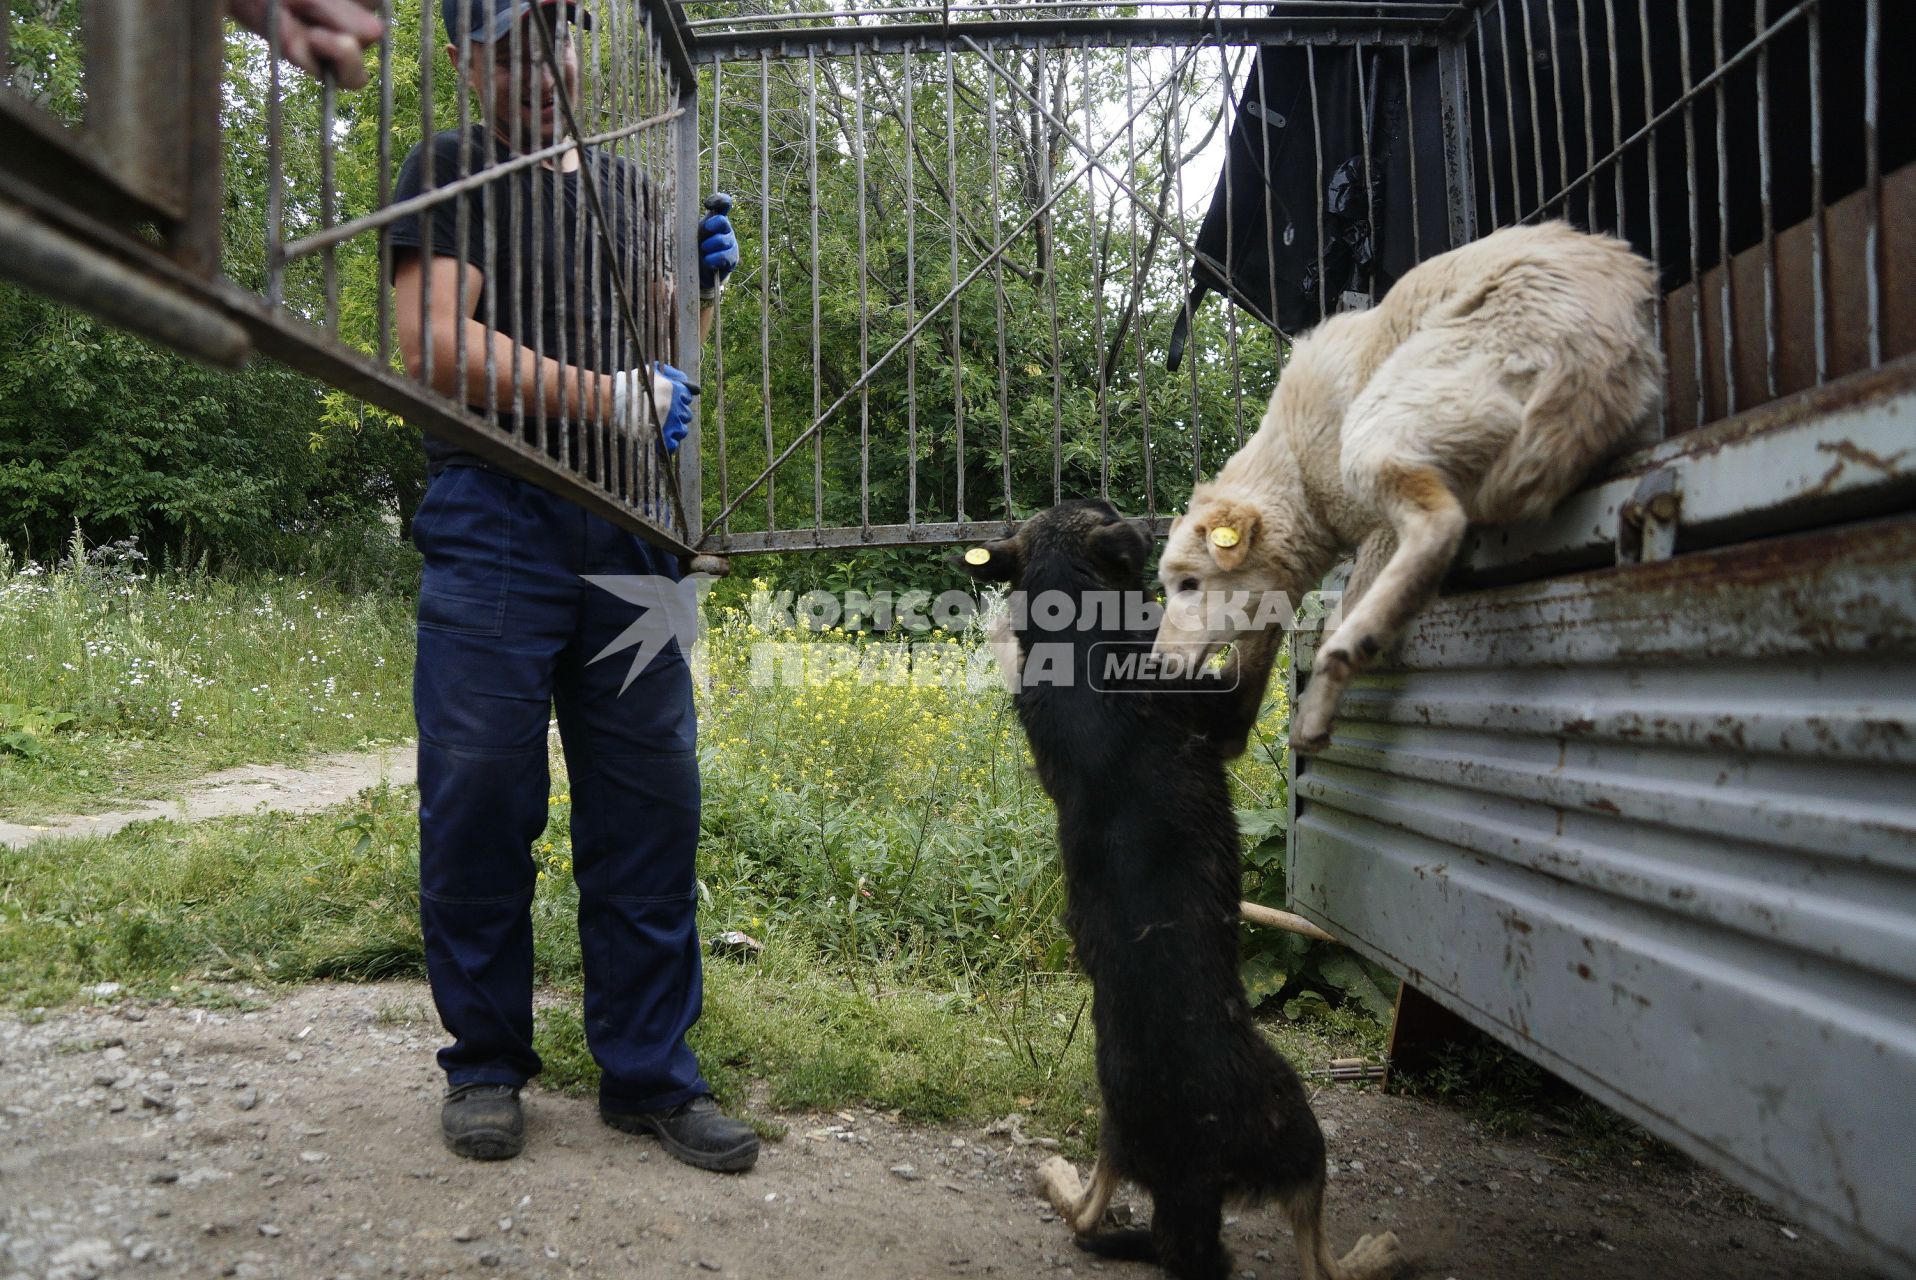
xmin=0 ymin=981 xmax=1880 ymax=1280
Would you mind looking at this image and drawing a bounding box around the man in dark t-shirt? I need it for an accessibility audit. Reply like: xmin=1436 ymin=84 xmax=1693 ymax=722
xmin=388 ymin=0 xmax=753 ymax=1173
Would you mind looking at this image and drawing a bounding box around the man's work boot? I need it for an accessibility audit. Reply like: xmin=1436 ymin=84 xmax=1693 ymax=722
xmin=441 ymin=1083 xmax=524 ymax=1160
xmin=601 ymin=1095 xmax=759 ymax=1172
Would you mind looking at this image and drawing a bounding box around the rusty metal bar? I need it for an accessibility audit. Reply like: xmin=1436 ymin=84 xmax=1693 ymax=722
xmin=1638 ymin=0 xmax=1667 ymax=435
xmin=1808 ymin=4 xmax=1827 ymax=384
xmin=1127 ymin=43 xmax=1154 ymax=520
xmin=991 ymin=64 xmax=1013 ymax=516
xmin=529 ymin=15 xmax=551 ymax=456
xmin=268 ymin=1 xmax=287 ymax=308
xmin=1575 ymin=0 xmax=1594 ymax=229
xmin=0 ymin=198 xmax=249 ymax=368
xmin=1714 ymin=0 xmax=1735 ymax=416
xmin=904 ymin=51 xmax=920 ymax=530
xmin=1171 ymin=63 xmax=1199 ymax=483
xmin=676 ymin=43 xmax=702 ymax=532
xmin=1087 ymin=45 xmax=1112 ymax=478
xmin=1355 ymin=44 xmax=1375 ymax=273
xmin=760 ymin=52 xmax=774 ymax=528
xmin=709 ymin=62 xmax=728 ymax=530
xmin=322 ymin=71 xmax=341 ymax=332
xmin=810 ymin=51 xmax=824 ymax=528
xmin=1518 ymin=0 xmax=1547 ymax=218
xmin=1308 ymin=43 xmax=1326 ymax=317
xmin=1603 ymin=0 xmax=1624 ymax=243
xmin=1864 ymin=0 xmax=1882 ymax=369
xmin=1402 ymin=43 xmax=1422 ymax=262
xmin=1042 ymin=51 xmax=1065 ymax=505
xmin=1495 ymin=1 xmax=1521 ymax=214
xmin=1755 ymin=0 xmax=1777 ymax=401
xmin=947 ymin=48 xmax=965 ymax=521
xmin=691 ymin=19 xmax=1447 ymax=63
xmin=1257 ymin=37 xmax=1282 ymax=301
xmin=377 ymin=0 xmax=395 ymax=364
xmin=454 ymin=11 xmax=474 ymax=406
xmin=283 ymin=109 xmax=683 ymax=265
xmin=1678 ymin=0 xmax=1706 ymax=427
xmin=686 ymin=3 xmax=1462 ymax=30
xmin=855 ymin=46 xmax=872 ymax=535
xmin=1473 ymin=11 xmax=1500 ymax=227
xmin=584 ymin=11 xmax=607 ymax=485
xmin=1544 ymin=0 xmax=1568 ymax=217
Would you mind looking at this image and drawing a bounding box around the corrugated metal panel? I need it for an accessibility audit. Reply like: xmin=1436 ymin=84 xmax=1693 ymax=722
xmin=1290 ymin=504 xmax=1916 ymax=1275
xmin=1460 ymin=357 xmax=1916 ymax=584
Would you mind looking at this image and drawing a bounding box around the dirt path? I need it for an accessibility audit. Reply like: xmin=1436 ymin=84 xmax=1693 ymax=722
xmin=0 ymin=746 xmax=417 ymax=849
xmin=0 ymin=982 xmax=1877 ymax=1280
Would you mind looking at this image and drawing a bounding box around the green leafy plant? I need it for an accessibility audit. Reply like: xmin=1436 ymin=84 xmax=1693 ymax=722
xmin=1234 ymin=645 xmax=1400 ymax=1025
xmin=0 ymin=702 xmax=78 ymax=759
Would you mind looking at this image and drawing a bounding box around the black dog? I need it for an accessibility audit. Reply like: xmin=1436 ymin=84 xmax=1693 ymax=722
xmin=956 ymin=499 xmax=1404 ymax=1280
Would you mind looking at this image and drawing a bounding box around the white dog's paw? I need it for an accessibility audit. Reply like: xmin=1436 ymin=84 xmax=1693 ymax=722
xmin=1338 ymin=1228 xmax=1408 ymax=1279
xmin=1290 ymin=686 xmax=1336 ymax=753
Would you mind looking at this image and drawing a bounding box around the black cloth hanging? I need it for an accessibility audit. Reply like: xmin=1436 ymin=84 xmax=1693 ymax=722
xmin=1172 ymin=1 xmax=1914 ymax=371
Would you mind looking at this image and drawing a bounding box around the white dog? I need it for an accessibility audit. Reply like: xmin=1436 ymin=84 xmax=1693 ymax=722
xmin=1152 ymin=222 xmax=1664 ymax=752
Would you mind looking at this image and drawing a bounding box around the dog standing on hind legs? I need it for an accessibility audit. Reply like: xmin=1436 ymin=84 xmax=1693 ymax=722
xmin=957 ymin=500 xmax=1406 ymax=1280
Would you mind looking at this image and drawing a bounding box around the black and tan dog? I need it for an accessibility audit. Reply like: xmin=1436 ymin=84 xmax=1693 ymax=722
xmin=956 ymin=499 xmax=1404 ymax=1280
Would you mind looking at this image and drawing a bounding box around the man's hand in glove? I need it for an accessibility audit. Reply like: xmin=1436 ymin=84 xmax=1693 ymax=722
xmin=612 ymin=363 xmax=697 ymax=454
xmin=699 ymin=194 xmax=740 ymax=293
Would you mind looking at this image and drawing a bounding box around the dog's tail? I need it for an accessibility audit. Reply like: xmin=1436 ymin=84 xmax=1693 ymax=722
xmin=1071 ymin=1226 xmax=1156 ymax=1262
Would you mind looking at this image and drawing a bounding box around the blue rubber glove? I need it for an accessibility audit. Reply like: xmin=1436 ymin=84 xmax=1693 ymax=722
xmin=699 ymin=193 xmax=739 ymax=290
xmin=651 ymin=361 xmax=696 ymax=454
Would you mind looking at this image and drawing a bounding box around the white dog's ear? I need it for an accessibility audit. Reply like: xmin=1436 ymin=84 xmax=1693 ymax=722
xmin=1191 ymin=500 xmax=1261 ymax=572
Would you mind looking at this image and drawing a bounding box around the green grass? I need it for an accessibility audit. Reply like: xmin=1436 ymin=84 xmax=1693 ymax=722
xmin=0 ymin=558 xmax=1396 ymax=1136
xmin=0 ymin=544 xmax=416 ymax=819
xmin=0 ymin=781 xmax=1381 ymax=1142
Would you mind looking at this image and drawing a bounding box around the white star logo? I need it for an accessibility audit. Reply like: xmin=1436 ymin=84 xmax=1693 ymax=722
xmin=582 ymin=573 xmax=714 ymax=693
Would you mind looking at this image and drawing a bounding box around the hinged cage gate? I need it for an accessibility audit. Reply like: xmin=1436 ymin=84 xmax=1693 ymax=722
xmin=1 ymin=3 xmax=1912 ymax=1272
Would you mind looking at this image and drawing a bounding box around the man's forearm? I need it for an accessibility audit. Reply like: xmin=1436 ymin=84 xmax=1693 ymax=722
xmin=415 ymin=316 xmax=615 ymax=426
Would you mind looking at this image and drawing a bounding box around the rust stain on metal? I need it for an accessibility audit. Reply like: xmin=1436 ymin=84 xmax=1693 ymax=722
xmin=1587 ymin=797 xmax=1622 ymax=815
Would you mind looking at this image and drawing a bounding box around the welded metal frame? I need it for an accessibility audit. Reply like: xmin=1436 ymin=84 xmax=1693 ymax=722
xmin=0 ymin=0 xmax=705 ymax=555
xmin=691 ymin=7 xmax=1467 ymax=554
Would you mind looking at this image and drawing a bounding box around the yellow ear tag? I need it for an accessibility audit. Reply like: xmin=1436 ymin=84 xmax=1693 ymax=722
xmin=1209 ymin=526 xmax=1241 ymax=549
xmin=964 ymin=546 xmax=992 ymax=566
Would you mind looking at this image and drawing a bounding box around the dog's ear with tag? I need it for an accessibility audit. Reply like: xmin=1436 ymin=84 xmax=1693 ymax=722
xmin=950 ymin=539 xmax=1022 ymax=584
xmin=1190 ymin=500 xmax=1261 ymax=572
xmin=1087 ymin=518 xmax=1151 ymax=580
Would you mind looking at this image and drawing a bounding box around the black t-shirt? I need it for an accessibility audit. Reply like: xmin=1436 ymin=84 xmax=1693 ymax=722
xmin=389 ymin=124 xmax=666 ymax=474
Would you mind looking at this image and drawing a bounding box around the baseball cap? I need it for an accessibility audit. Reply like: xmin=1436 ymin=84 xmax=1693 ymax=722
xmin=441 ymin=0 xmax=594 ymax=43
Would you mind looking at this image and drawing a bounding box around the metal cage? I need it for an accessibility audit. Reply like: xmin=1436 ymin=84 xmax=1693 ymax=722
xmin=2 ymin=2 xmax=1913 ymax=1274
